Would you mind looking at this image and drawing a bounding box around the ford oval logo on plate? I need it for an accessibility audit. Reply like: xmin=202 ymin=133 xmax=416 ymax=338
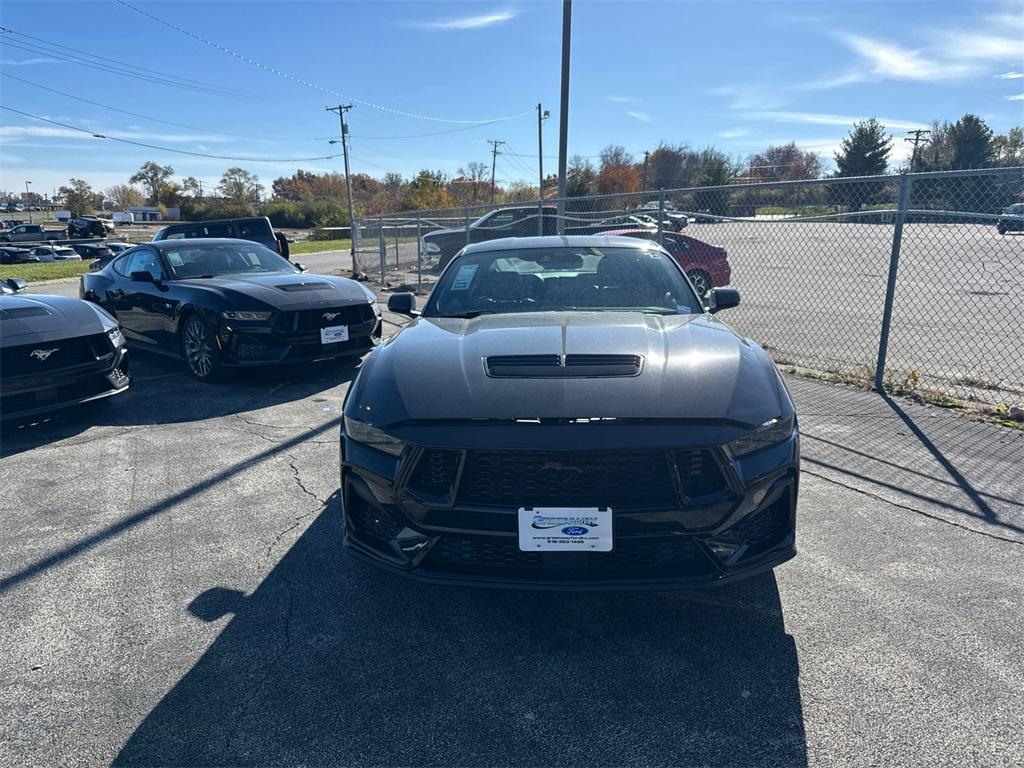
xmin=561 ymin=526 xmax=589 ymax=536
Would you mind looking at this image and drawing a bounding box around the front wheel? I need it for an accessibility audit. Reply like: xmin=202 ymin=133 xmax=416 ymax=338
xmin=997 ymin=224 xmax=1006 ymax=235
xmin=181 ymin=315 xmax=225 ymax=381
xmin=687 ymin=269 xmax=712 ymax=299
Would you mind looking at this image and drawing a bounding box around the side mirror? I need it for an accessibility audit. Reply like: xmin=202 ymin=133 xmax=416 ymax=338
xmin=387 ymin=292 xmax=417 ymax=315
xmin=708 ymin=287 xmax=740 ymax=313
xmin=5 ymin=277 xmax=27 ymax=293
xmin=130 ymin=270 xmax=155 ymax=283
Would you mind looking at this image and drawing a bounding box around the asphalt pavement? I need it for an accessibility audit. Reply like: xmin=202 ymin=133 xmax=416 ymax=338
xmin=1 ymin=303 xmax=1022 ymax=767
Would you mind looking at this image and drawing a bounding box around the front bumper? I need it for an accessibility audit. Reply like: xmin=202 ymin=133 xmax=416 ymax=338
xmin=340 ymin=428 xmax=799 ymax=591
xmin=1 ymin=343 xmax=130 ymax=421
xmin=217 ymin=315 xmax=382 ymax=367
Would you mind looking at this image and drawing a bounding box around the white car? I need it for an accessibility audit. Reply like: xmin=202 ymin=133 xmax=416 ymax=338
xmin=32 ymin=245 xmax=81 ymax=262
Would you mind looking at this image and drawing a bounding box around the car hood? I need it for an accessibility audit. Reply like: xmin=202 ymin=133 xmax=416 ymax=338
xmin=0 ymin=293 xmax=113 ymax=346
xmin=422 ymin=227 xmax=466 ymax=240
xmin=174 ymin=272 xmax=372 ymax=309
xmin=351 ymin=312 xmax=787 ymax=427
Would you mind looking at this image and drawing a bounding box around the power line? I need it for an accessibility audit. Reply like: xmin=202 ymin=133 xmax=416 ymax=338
xmin=488 ymin=139 xmax=506 ymax=202
xmin=113 ymin=0 xmax=533 ymax=126
xmin=0 ymin=105 xmax=346 ymax=162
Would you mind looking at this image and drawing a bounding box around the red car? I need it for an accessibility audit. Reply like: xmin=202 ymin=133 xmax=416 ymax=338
xmin=602 ymin=228 xmax=731 ymax=298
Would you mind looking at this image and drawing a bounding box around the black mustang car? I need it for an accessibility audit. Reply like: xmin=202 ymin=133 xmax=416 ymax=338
xmin=1 ymin=278 xmax=130 ymax=421
xmin=80 ymin=238 xmax=381 ymax=380
xmin=341 ymin=235 xmax=799 ymax=590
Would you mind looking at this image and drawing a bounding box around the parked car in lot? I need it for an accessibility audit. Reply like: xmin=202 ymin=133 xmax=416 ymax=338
xmin=342 ymin=235 xmax=799 ymax=590
xmin=72 ymin=243 xmax=115 ymax=268
xmin=67 ymin=216 xmax=115 ymax=239
xmin=0 ymin=277 xmax=130 ymax=421
xmin=0 ymin=223 xmax=66 ymax=243
xmin=0 ymin=245 xmax=41 ymax=264
xmin=80 ymin=238 xmax=382 ymax=380
xmin=153 ymin=216 xmax=284 ymax=255
xmin=32 ymin=245 xmax=82 ymax=262
xmin=105 ymin=242 xmax=133 ymax=255
xmin=997 ymin=203 xmax=1024 ymax=234
xmin=602 ymin=228 xmax=731 ymax=298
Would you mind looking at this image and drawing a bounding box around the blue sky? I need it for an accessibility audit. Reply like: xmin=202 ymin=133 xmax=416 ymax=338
xmin=1 ymin=0 xmax=1022 ymax=198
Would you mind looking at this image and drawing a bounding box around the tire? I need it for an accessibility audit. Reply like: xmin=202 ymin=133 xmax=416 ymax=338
xmin=180 ymin=315 xmax=225 ymax=381
xmin=997 ymin=225 xmax=1006 ymax=235
xmin=687 ymin=269 xmax=712 ymax=299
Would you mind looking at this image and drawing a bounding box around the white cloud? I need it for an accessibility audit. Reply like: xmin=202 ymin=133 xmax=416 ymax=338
xmin=607 ymin=96 xmax=636 ymax=104
xmin=0 ymin=57 xmax=63 ymax=66
xmin=996 ymin=71 xmax=1024 ymax=79
xmin=935 ymin=31 xmax=1024 ymax=62
xmin=0 ymin=125 xmax=232 ymax=144
xmin=1008 ymin=94 xmax=1024 ymax=101
xmin=838 ymin=34 xmax=979 ymax=81
xmin=753 ymin=111 xmax=929 ymax=131
xmin=718 ymin=129 xmax=751 ymax=139
xmin=626 ymin=111 xmax=652 ymax=123
xmin=413 ymin=9 xmax=516 ymax=30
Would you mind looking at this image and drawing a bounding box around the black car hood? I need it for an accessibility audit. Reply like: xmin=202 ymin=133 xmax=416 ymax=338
xmin=174 ymin=272 xmax=371 ymax=309
xmin=422 ymin=227 xmax=466 ymax=240
xmin=352 ymin=312 xmax=787 ymax=427
xmin=0 ymin=293 xmax=112 ymax=346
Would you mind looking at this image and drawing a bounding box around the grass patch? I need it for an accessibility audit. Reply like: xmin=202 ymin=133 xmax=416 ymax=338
xmin=0 ymin=261 xmax=90 ymax=283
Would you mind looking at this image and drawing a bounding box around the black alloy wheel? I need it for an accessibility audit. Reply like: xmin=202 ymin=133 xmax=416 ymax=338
xmin=181 ymin=316 xmax=223 ymax=381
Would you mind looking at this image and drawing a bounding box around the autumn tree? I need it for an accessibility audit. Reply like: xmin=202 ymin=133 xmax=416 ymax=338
xmin=748 ymin=143 xmax=822 ymax=181
xmin=58 ymin=178 xmax=95 ymax=216
xmin=106 ymin=183 xmax=144 ymax=211
xmin=217 ymin=167 xmax=263 ymax=213
xmin=129 ymin=161 xmax=175 ymax=205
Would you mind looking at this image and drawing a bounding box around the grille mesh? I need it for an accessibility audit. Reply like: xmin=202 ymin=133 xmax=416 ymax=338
xmin=408 ymin=449 xmax=460 ymax=498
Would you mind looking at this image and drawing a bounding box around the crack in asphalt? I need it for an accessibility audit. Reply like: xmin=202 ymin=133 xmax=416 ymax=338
xmin=263 ymin=456 xmax=327 ymax=561
xmin=803 ymin=468 xmax=1024 ymax=546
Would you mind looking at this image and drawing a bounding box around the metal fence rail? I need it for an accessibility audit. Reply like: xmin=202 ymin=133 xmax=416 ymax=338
xmin=360 ymin=167 xmax=1024 ymax=413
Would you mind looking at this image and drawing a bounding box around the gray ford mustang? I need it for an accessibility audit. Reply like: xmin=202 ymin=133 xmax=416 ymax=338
xmin=341 ymin=236 xmax=799 ymax=590
xmin=1 ymin=278 xmax=130 ymax=421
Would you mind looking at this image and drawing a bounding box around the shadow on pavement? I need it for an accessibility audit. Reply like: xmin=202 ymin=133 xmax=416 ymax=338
xmin=0 ymin=351 xmax=358 ymax=458
xmin=115 ymin=497 xmax=807 ymax=767
xmin=789 ymin=375 xmax=1024 ymax=540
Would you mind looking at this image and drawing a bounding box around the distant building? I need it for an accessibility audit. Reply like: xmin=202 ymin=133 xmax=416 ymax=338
xmin=128 ymin=205 xmax=181 ymax=222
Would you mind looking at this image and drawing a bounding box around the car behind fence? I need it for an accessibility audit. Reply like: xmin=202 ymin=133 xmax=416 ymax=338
xmin=356 ymin=167 xmax=1023 ymax=413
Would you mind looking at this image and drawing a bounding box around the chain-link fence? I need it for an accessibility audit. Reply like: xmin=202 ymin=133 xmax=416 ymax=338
xmin=358 ymin=167 xmax=1024 ymax=413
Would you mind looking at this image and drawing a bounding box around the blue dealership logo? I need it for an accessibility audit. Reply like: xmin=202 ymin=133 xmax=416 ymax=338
xmin=561 ymin=526 xmax=589 ymax=536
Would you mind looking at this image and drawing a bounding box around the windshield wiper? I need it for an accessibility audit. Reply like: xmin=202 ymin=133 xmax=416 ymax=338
xmin=442 ymin=310 xmax=497 ymax=318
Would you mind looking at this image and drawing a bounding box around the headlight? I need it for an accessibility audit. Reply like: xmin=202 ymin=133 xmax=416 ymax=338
xmin=423 ymin=240 xmax=440 ymax=254
xmin=220 ymin=310 xmax=272 ymax=321
xmin=106 ymin=326 xmax=125 ymax=347
xmin=344 ymin=415 xmax=406 ymax=457
xmin=726 ymin=415 xmax=795 ymax=457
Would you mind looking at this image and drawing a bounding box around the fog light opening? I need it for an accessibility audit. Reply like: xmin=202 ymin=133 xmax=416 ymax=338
xmin=395 ymin=527 xmax=430 ymax=553
xmin=706 ymin=540 xmax=748 ymax=567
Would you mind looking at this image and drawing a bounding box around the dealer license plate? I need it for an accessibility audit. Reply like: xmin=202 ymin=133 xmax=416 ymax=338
xmin=517 ymin=507 xmax=613 ymax=552
xmin=320 ymin=325 xmax=349 ymax=344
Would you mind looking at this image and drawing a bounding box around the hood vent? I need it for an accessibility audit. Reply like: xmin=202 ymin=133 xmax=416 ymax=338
xmin=275 ymin=282 xmax=331 ymax=292
xmin=486 ymin=353 xmax=642 ymax=378
xmin=0 ymin=306 xmax=51 ymax=320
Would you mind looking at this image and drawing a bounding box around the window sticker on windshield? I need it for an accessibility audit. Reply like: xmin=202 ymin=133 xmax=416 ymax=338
xmin=677 ymin=305 xmax=691 ymax=314
xmin=451 ymin=263 xmax=478 ymax=291
xmin=167 ymin=253 xmax=184 ymax=266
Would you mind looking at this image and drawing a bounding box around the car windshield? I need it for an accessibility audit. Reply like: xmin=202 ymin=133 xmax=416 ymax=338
xmin=424 ymin=245 xmax=702 ymax=318
xmin=161 ymin=242 xmax=298 ymax=279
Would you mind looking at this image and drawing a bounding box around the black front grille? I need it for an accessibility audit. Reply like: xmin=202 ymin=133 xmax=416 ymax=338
xmin=720 ymin=491 xmax=792 ymax=556
xmin=425 ymin=534 xmax=713 ymax=579
xmin=408 ymin=449 xmax=460 ymax=498
xmin=457 ymin=449 xmax=677 ymax=510
xmin=347 ymin=492 xmax=402 ymax=541
xmin=674 ymin=449 xmax=729 ymax=499
xmin=282 ymin=304 xmax=373 ymax=332
xmin=1 ymin=333 xmax=108 ymax=377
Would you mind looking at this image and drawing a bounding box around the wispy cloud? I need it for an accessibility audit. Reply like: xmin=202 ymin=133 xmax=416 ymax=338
xmin=752 ymin=111 xmax=929 ymax=131
xmin=0 ymin=126 xmax=232 ymax=144
xmin=1008 ymin=94 xmax=1024 ymax=101
xmin=607 ymin=96 xmax=636 ymax=104
xmin=718 ymin=129 xmax=751 ymax=139
xmin=626 ymin=111 xmax=652 ymax=123
xmin=0 ymin=57 xmax=63 ymax=67
xmin=412 ymin=8 xmax=516 ymax=30
xmin=838 ymin=34 xmax=979 ymax=81
xmin=996 ymin=71 xmax=1024 ymax=79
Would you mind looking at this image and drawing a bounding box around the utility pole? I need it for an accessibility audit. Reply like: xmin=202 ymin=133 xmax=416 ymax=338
xmin=488 ymin=139 xmax=505 ymax=204
xmin=537 ymin=103 xmax=549 ymax=235
xmin=904 ymin=129 xmax=931 ymax=173
xmin=555 ymin=0 xmax=572 ymax=233
xmin=327 ymin=104 xmax=358 ymax=275
xmin=641 ymin=151 xmax=650 ymax=191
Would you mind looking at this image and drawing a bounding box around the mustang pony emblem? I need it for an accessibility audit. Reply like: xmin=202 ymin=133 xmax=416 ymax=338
xmin=30 ymin=348 xmax=59 ymax=361
xmin=322 ymin=312 xmax=341 ymax=321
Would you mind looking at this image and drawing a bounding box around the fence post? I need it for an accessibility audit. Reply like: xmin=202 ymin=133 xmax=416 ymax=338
xmin=465 ymin=208 xmax=471 ymax=246
xmin=378 ymin=215 xmax=385 ymax=285
xmin=415 ymin=211 xmax=422 ymax=293
xmin=657 ymin=190 xmax=666 ymax=247
xmin=351 ymin=218 xmax=359 ymax=277
xmin=394 ymin=227 xmax=400 ymax=270
xmin=874 ymin=174 xmax=913 ymax=392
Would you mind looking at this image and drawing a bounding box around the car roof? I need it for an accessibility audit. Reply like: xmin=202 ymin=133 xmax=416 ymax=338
xmin=148 ymin=237 xmax=273 ymax=252
xmin=460 ymin=234 xmax=665 ymax=255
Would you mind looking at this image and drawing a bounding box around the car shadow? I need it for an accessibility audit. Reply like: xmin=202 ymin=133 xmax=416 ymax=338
xmin=0 ymin=350 xmax=361 ymax=458
xmin=114 ymin=496 xmax=807 ymax=767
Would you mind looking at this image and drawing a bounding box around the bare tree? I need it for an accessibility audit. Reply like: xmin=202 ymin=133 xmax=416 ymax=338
xmin=106 ymin=183 xmax=144 ymax=211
